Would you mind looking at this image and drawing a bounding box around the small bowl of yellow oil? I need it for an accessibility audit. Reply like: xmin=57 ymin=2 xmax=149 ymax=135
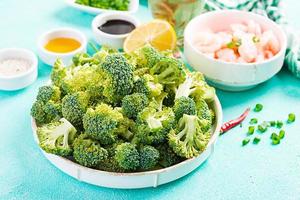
xmin=37 ymin=28 xmax=87 ymax=66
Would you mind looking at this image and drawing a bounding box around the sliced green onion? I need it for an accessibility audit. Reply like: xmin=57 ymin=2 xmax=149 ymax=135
xmin=272 ymin=138 xmax=280 ymax=145
xmin=287 ymin=113 xmax=296 ymax=123
xmin=250 ymin=118 xmax=258 ymax=124
xmin=253 ymin=137 xmax=261 ymax=144
xmin=276 ymin=121 xmax=283 ymax=129
xmin=254 ymin=104 xmax=263 ymax=112
xmin=279 ymin=130 xmax=285 ymax=139
xmin=269 ymin=121 xmax=276 ymax=127
xmin=253 ymin=36 xmax=260 ymax=43
xmin=242 ymin=138 xmax=250 ymax=146
xmin=258 ymin=122 xmax=268 ymax=133
xmin=270 ymin=133 xmax=279 ymax=140
xmin=248 ymin=126 xmax=255 ymax=135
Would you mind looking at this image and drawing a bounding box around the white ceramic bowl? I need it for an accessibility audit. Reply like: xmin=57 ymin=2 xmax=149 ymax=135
xmin=37 ymin=28 xmax=87 ymax=66
xmin=0 ymin=48 xmax=38 ymax=91
xmin=92 ymin=12 xmax=140 ymax=49
xmin=66 ymin=0 xmax=139 ymax=15
xmin=31 ymin=95 xmax=222 ymax=189
xmin=184 ymin=10 xmax=287 ymax=91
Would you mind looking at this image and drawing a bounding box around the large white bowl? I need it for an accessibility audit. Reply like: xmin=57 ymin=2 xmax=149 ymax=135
xmin=66 ymin=0 xmax=139 ymax=15
xmin=31 ymin=95 xmax=223 ymax=189
xmin=184 ymin=10 xmax=287 ymax=91
xmin=37 ymin=28 xmax=87 ymax=66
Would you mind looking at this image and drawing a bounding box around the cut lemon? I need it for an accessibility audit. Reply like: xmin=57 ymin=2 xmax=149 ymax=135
xmin=124 ymin=19 xmax=177 ymax=53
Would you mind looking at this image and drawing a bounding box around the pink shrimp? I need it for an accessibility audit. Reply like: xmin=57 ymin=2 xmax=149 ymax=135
xmin=238 ymin=35 xmax=258 ymax=62
xmin=195 ymin=32 xmax=222 ymax=53
xmin=216 ymin=48 xmax=237 ymax=62
xmin=247 ymin=20 xmax=262 ymax=36
xmin=230 ymin=23 xmax=248 ymax=33
xmin=260 ymin=30 xmax=280 ymax=54
xmin=217 ymin=31 xmax=233 ymax=48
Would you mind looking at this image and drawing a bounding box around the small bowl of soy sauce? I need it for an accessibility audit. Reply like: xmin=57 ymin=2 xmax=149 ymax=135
xmin=92 ymin=12 xmax=140 ymax=49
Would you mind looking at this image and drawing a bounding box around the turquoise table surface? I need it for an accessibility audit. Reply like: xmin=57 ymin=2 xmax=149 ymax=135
xmin=1 ymin=0 xmax=300 ymax=199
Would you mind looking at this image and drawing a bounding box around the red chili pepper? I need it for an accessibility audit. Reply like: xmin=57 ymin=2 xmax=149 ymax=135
xmin=220 ymin=107 xmax=250 ymax=135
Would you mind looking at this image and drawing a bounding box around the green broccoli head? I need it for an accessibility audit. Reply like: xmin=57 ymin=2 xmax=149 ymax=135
xmin=62 ymin=91 xmax=90 ymax=129
xmin=73 ymin=134 xmax=108 ymax=168
xmin=194 ymin=97 xmax=214 ymax=132
xmin=133 ymin=107 xmax=175 ymax=145
xmin=150 ymin=56 xmax=186 ymax=86
xmin=139 ymin=145 xmax=160 ymax=170
xmin=31 ymin=100 xmax=62 ymax=125
xmin=115 ymin=143 xmax=140 ymax=170
xmin=157 ymin=143 xmax=184 ymax=168
xmin=83 ymin=103 xmax=123 ymax=145
xmin=173 ymin=96 xmax=196 ymax=121
xmin=99 ymin=54 xmax=134 ymax=104
xmin=133 ymin=74 xmax=163 ymax=98
xmin=133 ymin=45 xmax=163 ymax=69
xmin=51 ymin=59 xmax=67 ymax=88
xmin=122 ymin=93 xmax=149 ymax=119
xmin=168 ymin=114 xmax=211 ymax=158
xmin=175 ymin=72 xmax=215 ymax=103
xmin=37 ymin=118 xmax=77 ymax=156
xmin=36 ymin=85 xmax=61 ymax=103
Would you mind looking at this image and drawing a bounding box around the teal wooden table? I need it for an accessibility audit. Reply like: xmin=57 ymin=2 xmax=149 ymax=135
xmin=0 ymin=0 xmax=299 ymax=199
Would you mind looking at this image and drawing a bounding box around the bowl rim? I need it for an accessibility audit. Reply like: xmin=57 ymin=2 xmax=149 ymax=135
xmin=91 ymin=12 xmax=141 ymax=39
xmin=31 ymin=95 xmax=223 ymax=176
xmin=184 ymin=10 xmax=287 ymax=66
xmin=65 ymin=0 xmax=139 ymax=14
xmin=37 ymin=27 xmax=87 ymax=57
xmin=0 ymin=48 xmax=38 ymax=80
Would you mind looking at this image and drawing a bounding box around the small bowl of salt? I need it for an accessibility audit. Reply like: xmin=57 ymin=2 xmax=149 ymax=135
xmin=0 ymin=48 xmax=38 ymax=91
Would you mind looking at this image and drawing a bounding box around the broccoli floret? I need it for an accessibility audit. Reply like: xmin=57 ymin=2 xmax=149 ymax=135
xmin=114 ymin=116 xmax=135 ymax=141
xmin=61 ymin=64 xmax=102 ymax=95
xmin=36 ymin=85 xmax=61 ymax=103
xmin=133 ymin=74 xmax=163 ymax=98
xmin=31 ymin=100 xmax=62 ymax=125
xmin=37 ymin=118 xmax=77 ymax=156
xmin=83 ymin=103 xmax=123 ymax=145
xmin=150 ymin=56 xmax=186 ymax=86
xmin=163 ymin=85 xmax=176 ymax=107
xmin=115 ymin=143 xmax=140 ymax=170
xmin=73 ymin=134 xmax=108 ymax=168
xmin=194 ymin=97 xmax=213 ymax=132
xmin=133 ymin=45 xmax=163 ymax=69
xmin=168 ymin=114 xmax=210 ymax=158
xmin=173 ymin=97 xmax=196 ymax=121
xmin=139 ymin=145 xmax=160 ymax=170
xmin=51 ymin=59 xmax=67 ymax=88
xmin=133 ymin=107 xmax=175 ymax=145
xmin=157 ymin=143 xmax=184 ymax=168
xmin=62 ymin=92 xmax=90 ymax=129
xmin=122 ymin=93 xmax=149 ymax=119
xmin=99 ymin=54 xmax=134 ymax=104
xmin=175 ymin=72 xmax=215 ymax=103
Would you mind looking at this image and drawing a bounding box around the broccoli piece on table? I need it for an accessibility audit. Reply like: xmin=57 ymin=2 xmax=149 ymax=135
xmin=157 ymin=143 xmax=184 ymax=168
xmin=31 ymin=100 xmax=62 ymax=125
xmin=173 ymin=96 xmax=196 ymax=121
xmin=168 ymin=114 xmax=210 ymax=158
xmin=73 ymin=134 xmax=108 ymax=168
xmin=83 ymin=103 xmax=123 ymax=145
xmin=139 ymin=145 xmax=160 ymax=170
xmin=115 ymin=143 xmax=140 ymax=171
xmin=62 ymin=91 xmax=90 ymax=129
xmin=99 ymin=54 xmax=134 ymax=104
xmin=150 ymin=56 xmax=186 ymax=86
xmin=36 ymin=85 xmax=61 ymax=103
xmin=175 ymin=72 xmax=215 ymax=103
xmin=37 ymin=118 xmax=77 ymax=156
xmin=133 ymin=74 xmax=163 ymax=98
xmin=122 ymin=93 xmax=149 ymax=119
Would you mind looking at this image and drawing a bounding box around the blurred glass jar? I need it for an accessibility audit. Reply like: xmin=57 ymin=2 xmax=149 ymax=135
xmin=148 ymin=0 xmax=206 ymax=44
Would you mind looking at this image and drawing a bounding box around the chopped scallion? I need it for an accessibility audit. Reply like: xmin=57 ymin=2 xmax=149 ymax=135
xmin=279 ymin=130 xmax=285 ymax=139
xmin=254 ymin=104 xmax=263 ymax=112
xmin=253 ymin=137 xmax=261 ymax=144
xmin=287 ymin=113 xmax=296 ymax=123
xmin=248 ymin=126 xmax=255 ymax=135
xmin=250 ymin=118 xmax=258 ymax=124
xmin=242 ymin=138 xmax=250 ymax=146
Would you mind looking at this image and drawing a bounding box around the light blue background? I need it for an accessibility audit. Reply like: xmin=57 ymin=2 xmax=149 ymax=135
xmin=0 ymin=0 xmax=299 ymax=199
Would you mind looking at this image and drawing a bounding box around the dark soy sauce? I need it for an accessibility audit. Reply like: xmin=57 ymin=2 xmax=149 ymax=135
xmin=98 ymin=20 xmax=135 ymax=35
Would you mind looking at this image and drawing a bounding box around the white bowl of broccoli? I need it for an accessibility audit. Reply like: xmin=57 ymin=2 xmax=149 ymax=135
xmin=31 ymin=45 xmax=223 ymax=188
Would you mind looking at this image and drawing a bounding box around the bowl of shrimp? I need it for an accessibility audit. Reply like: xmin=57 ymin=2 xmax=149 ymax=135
xmin=184 ymin=10 xmax=287 ymax=91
